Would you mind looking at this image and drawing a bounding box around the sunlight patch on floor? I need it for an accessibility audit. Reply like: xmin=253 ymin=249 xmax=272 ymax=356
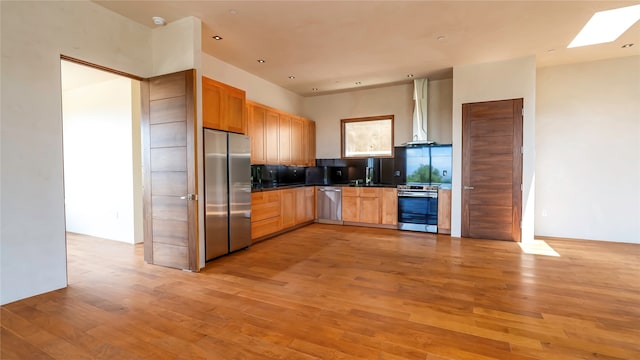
xmin=519 ymin=239 xmax=560 ymax=257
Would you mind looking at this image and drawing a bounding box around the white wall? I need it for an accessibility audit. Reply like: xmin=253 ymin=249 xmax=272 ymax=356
xmin=0 ymin=1 xmax=152 ymax=305
xmin=201 ymin=53 xmax=303 ymax=115
xmin=536 ymin=56 xmax=640 ymax=243
xmin=452 ymin=56 xmax=537 ymax=242
xmin=302 ymin=80 xmax=453 ymax=159
xmin=63 ymin=77 xmax=137 ymax=243
xmin=303 ymin=83 xmax=414 ymax=158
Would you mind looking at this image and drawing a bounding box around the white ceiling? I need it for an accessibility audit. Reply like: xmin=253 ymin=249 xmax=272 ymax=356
xmin=93 ymin=1 xmax=640 ymax=96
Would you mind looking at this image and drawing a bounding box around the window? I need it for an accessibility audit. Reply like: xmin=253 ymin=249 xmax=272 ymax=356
xmin=341 ymin=115 xmax=394 ymax=158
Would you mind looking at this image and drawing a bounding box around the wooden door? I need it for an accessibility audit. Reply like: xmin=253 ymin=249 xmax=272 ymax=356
xmin=462 ymin=98 xmax=523 ymax=241
xmin=142 ymin=70 xmax=198 ymax=270
xmin=248 ymin=104 xmax=266 ymax=164
xmin=265 ymin=110 xmax=279 ymax=164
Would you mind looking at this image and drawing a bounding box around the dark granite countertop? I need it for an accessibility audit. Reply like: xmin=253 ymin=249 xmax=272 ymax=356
xmin=251 ymin=183 xmax=397 ymax=192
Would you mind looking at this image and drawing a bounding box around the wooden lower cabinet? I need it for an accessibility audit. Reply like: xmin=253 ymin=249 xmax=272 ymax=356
xmin=438 ymin=189 xmax=452 ymax=234
xmin=381 ymin=188 xmax=398 ymax=225
xmin=341 ymin=187 xmax=397 ymax=227
xmin=251 ymin=187 xmax=316 ymax=241
xmin=280 ymin=189 xmax=296 ymax=229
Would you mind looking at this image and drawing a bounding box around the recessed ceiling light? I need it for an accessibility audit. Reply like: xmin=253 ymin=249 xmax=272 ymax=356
xmin=407 ymin=74 xmax=414 ymax=78
xmin=355 ymin=82 xmax=362 ymax=85
xmin=152 ymin=16 xmax=166 ymax=26
xmin=568 ymin=4 xmax=640 ymax=48
xmin=212 ymin=35 xmax=223 ymax=40
xmin=257 ymin=59 xmax=266 ymax=63
xmin=312 ymin=88 xmax=319 ymax=91
xmin=288 ymin=76 xmax=295 ymax=79
xmin=622 ymin=43 xmax=634 ymax=48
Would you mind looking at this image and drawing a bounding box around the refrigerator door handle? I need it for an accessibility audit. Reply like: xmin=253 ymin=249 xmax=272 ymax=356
xmin=180 ymin=193 xmax=198 ymax=200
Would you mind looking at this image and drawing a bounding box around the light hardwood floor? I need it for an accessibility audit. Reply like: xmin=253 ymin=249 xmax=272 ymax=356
xmin=2 ymin=225 xmax=639 ymax=359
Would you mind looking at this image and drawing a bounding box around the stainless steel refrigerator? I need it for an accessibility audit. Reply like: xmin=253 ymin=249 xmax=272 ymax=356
xmin=204 ymin=129 xmax=251 ymax=261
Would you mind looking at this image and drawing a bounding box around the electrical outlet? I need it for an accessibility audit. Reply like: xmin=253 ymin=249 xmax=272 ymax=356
xmin=541 ymin=209 xmax=548 ymax=217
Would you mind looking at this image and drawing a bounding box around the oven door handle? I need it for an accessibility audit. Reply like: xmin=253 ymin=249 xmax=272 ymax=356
xmin=398 ymin=192 xmax=437 ymax=198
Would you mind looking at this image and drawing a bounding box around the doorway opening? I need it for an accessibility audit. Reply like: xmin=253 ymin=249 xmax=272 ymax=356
xmin=60 ymin=58 xmax=143 ymax=284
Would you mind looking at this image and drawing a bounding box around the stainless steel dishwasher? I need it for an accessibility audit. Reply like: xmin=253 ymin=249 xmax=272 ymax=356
xmin=317 ymin=186 xmax=343 ymax=224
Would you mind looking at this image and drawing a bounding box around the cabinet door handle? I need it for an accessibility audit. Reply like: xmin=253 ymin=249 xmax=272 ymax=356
xmin=463 ymin=186 xmax=475 ymax=190
xmin=180 ymin=194 xmax=198 ymax=200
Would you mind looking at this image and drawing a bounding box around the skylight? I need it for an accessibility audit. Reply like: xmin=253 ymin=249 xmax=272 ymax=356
xmin=568 ymin=4 xmax=640 ymax=48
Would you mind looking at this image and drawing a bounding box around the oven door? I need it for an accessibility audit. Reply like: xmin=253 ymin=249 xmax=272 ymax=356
xmin=397 ymin=192 xmax=438 ymax=233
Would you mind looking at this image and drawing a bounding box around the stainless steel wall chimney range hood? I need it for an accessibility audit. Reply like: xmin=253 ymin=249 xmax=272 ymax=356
xmin=406 ymin=78 xmax=435 ymax=146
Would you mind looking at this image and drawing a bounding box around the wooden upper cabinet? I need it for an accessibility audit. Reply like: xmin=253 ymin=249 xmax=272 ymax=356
xmin=278 ymin=115 xmax=292 ymax=165
xmin=246 ymin=101 xmax=315 ymax=166
xmin=248 ymin=104 xmax=266 ymax=164
xmin=290 ymin=117 xmax=305 ymax=166
xmin=225 ymin=85 xmax=247 ymax=134
xmin=265 ymin=110 xmax=280 ymax=164
xmin=202 ymin=76 xmax=247 ymax=134
xmin=202 ymin=78 xmax=223 ymax=130
xmin=306 ymin=120 xmax=316 ymax=166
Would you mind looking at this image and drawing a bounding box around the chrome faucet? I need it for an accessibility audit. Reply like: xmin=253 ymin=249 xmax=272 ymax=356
xmin=365 ymin=166 xmax=373 ymax=185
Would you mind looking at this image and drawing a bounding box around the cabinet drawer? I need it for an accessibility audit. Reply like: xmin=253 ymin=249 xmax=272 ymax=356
xmin=251 ymin=217 xmax=281 ymax=240
xmin=251 ymin=191 xmax=281 ymax=222
xmin=341 ymin=187 xmax=358 ymax=197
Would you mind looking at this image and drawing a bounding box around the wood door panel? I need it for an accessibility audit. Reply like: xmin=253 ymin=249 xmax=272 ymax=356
xmin=149 ymin=122 xmax=187 ymax=148
xmin=151 ymin=172 xmax=187 ymax=196
xmin=469 ymin=136 xmax=513 ymax=154
xmin=462 ymin=98 xmax=523 ymax=241
xmin=226 ymin=92 xmax=246 ymax=134
xmin=143 ymin=69 xmax=198 ymax=271
xmin=151 ymin=196 xmax=188 ymax=221
xmin=149 ymin=72 xmax=186 ymax=100
xmin=381 ymin=188 xmax=398 ymax=225
xmin=359 ymin=187 xmax=381 ymax=198
xmin=152 ymin=219 xmax=188 ymax=246
xmin=469 ymin=206 xmax=513 ymax=224
xmin=470 ymin=118 xmax=514 ymax=137
xmin=359 ymin=197 xmax=380 ymax=224
xmin=468 ymin=187 xmax=513 ymax=206
xmin=251 ymin=217 xmax=281 ymax=240
xmin=437 ymin=189 xmax=451 ymax=234
xmin=280 ymin=189 xmax=295 ymax=229
xmin=470 ymin=170 xmax=513 ymax=185
xmin=265 ymin=111 xmax=279 ymax=164
xmin=150 ymin=97 xmax=186 ymax=124
xmin=278 ymin=116 xmax=292 ymax=164
xmin=467 ymin=100 xmax=514 ymax=118
xmin=342 ymin=196 xmax=359 ymax=222
xmin=152 ymin=243 xmax=188 ymax=269
xmin=248 ymin=105 xmax=266 ymax=164
xmin=150 ymin=148 xmax=187 ymax=172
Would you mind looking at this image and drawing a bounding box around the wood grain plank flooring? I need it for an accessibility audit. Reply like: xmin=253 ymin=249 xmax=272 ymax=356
xmin=2 ymin=226 xmax=639 ymax=359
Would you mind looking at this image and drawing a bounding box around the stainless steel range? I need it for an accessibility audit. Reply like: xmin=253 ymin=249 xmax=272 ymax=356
xmin=397 ymin=184 xmax=439 ymax=233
